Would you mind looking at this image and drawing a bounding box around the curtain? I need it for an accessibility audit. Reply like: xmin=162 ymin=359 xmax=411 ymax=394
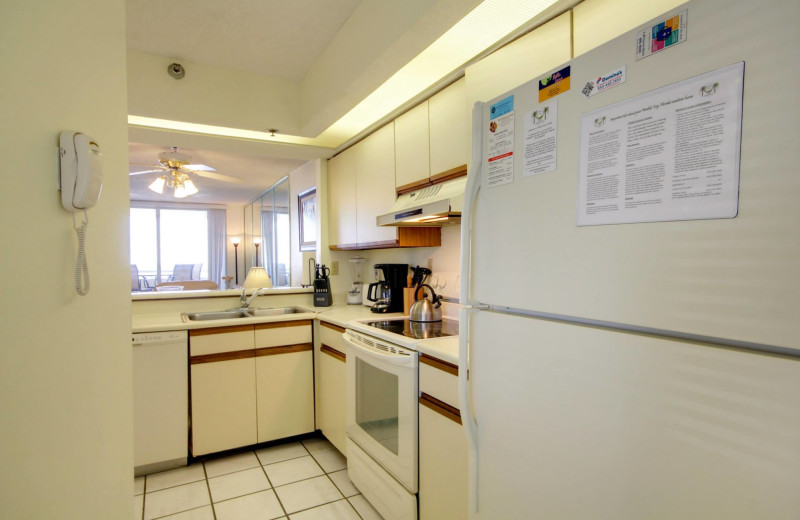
xmin=260 ymin=209 xmax=275 ymax=283
xmin=207 ymin=208 xmax=226 ymax=287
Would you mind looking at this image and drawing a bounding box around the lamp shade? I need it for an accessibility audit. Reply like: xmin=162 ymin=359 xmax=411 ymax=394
xmin=243 ymin=266 xmax=273 ymax=289
xmin=148 ymin=176 xmax=165 ymax=194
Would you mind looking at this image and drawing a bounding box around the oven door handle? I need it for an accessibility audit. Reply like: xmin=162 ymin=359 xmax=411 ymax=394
xmin=343 ymin=334 xmax=416 ymax=367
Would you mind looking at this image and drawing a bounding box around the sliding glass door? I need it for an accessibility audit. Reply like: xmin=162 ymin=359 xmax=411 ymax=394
xmin=130 ymin=204 xmax=226 ymax=290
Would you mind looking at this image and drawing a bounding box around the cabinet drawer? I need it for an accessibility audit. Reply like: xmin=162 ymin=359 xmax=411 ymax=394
xmin=319 ymin=321 xmax=346 ymax=354
xmin=190 ymin=325 xmax=255 ymax=356
xmin=255 ymin=320 xmax=312 ymax=348
xmin=419 ymin=354 xmax=459 ymax=410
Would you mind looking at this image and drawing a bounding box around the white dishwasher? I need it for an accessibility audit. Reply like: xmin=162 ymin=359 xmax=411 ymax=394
xmin=132 ymin=331 xmax=188 ymax=476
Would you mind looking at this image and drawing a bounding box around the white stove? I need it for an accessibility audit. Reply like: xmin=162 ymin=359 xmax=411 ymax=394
xmin=344 ymin=316 xmax=459 ymax=520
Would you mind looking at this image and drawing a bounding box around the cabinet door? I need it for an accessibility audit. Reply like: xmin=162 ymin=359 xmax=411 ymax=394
xmin=256 ymin=347 xmax=315 ymax=443
xmin=191 ymin=356 xmax=257 ymax=456
xmin=328 ymin=148 xmax=358 ymax=248
xmin=429 ymin=77 xmax=469 ymax=177
xmin=318 ymin=343 xmax=347 ymax=454
xmin=355 ymin=123 xmax=398 ymax=245
xmin=394 ymin=101 xmax=430 ymax=190
xmin=419 ymin=397 xmax=468 ymax=520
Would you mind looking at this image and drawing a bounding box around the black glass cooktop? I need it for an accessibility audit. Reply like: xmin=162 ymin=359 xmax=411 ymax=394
xmin=364 ymin=319 xmax=459 ymax=340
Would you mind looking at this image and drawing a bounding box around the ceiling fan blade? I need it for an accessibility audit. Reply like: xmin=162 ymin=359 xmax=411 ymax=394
xmin=191 ymin=170 xmax=244 ymax=184
xmin=184 ymin=163 xmax=216 ymax=171
xmin=129 ymin=169 xmax=165 ymax=176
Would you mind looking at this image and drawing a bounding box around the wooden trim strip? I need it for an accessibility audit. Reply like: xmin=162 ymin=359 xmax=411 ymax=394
xmin=190 ymin=349 xmax=255 ymax=365
xmin=396 ymin=178 xmax=432 ymax=195
xmin=329 ymin=242 xmax=364 ymax=251
xmin=320 ymin=321 xmax=345 ymax=333
xmin=420 ymin=353 xmax=458 ymax=376
xmin=321 ymin=344 xmax=346 ymax=362
xmin=430 ymin=164 xmax=468 ymax=183
xmin=255 ymin=319 xmax=313 ymax=330
xmin=419 ymin=392 xmax=461 ymax=425
xmin=189 ymin=324 xmax=254 ymax=337
xmin=255 ymin=343 xmax=312 ymax=357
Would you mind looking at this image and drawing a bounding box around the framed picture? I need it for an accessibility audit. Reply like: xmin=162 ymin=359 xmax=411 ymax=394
xmin=298 ymin=187 xmax=317 ymax=251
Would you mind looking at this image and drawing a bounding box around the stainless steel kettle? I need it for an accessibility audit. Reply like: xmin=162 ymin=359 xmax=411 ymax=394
xmin=409 ymin=284 xmax=442 ymax=322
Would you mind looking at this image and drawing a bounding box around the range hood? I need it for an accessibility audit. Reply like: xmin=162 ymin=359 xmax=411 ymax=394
xmin=377 ymin=176 xmax=466 ymax=227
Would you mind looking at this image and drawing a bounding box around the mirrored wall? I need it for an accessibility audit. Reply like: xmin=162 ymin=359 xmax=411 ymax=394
xmin=243 ymin=177 xmax=291 ymax=287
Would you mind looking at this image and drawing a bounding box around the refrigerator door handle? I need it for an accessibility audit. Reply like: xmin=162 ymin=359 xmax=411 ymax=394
xmin=458 ymin=101 xmax=484 ymax=513
xmin=459 ymin=306 xmax=480 ymax=513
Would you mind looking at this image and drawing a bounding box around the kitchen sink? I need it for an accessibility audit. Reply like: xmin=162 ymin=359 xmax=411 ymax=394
xmin=248 ymin=306 xmax=305 ymax=317
xmin=181 ymin=307 xmax=307 ymax=322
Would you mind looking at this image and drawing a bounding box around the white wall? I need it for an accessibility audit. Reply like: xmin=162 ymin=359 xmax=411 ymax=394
xmin=0 ymin=1 xmax=133 ymax=518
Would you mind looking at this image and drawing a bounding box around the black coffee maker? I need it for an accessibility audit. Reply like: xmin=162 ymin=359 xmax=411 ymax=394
xmin=367 ymin=263 xmax=408 ymax=313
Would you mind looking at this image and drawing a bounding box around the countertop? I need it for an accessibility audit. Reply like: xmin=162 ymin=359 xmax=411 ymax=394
xmin=131 ymin=301 xmax=460 ymax=366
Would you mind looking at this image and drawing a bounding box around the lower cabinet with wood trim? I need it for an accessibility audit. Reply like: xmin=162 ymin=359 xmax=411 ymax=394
xmin=255 ymin=321 xmax=314 ymax=443
xmin=189 ymin=320 xmax=314 ymax=456
xmin=418 ymin=354 xmax=468 ymax=520
xmin=316 ymin=320 xmax=348 ymax=454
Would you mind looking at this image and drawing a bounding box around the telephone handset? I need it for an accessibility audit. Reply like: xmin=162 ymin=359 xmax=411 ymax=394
xmin=59 ymin=131 xmax=103 ymax=295
xmin=59 ymin=131 xmax=103 ymax=211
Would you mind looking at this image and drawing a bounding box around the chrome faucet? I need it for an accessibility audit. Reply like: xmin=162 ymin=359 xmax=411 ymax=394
xmin=240 ymin=287 xmax=264 ymax=308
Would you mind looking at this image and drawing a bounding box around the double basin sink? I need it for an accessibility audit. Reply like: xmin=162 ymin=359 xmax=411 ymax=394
xmin=181 ymin=306 xmax=307 ymax=322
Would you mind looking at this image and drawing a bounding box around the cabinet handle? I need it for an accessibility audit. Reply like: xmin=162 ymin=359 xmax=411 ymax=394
xmin=255 ymin=344 xmax=312 ymax=357
xmin=419 ymin=392 xmax=461 ymax=425
xmin=321 ymin=344 xmax=346 ymax=362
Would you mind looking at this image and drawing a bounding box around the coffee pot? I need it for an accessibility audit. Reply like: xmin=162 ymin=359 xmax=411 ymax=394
xmin=366 ymin=263 xmax=408 ymax=313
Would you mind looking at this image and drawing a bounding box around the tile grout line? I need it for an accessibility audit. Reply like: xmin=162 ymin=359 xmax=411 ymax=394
xmin=201 ymin=459 xmax=218 ymax=520
xmin=257 ymin=449 xmax=289 ymax=519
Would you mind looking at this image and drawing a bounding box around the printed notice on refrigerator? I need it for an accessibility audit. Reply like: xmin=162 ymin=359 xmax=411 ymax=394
xmin=522 ymin=101 xmax=557 ymax=177
xmin=486 ymin=95 xmax=515 ymax=187
xmin=577 ymin=62 xmax=743 ymax=226
xmin=636 ymin=10 xmax=687 ymax=61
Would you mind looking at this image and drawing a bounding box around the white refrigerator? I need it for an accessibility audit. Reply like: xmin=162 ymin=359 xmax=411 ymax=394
xmin=458 ymin=1 xmax=800 ymax=519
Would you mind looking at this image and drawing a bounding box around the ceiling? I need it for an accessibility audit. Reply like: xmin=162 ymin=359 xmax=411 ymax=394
xmin=126 ymin=0 xmax=361 ymax=82
xmin=126 ymin=0 xmax=453 ymax=204
xmin=125 ymin=0 xmax=569 ymax=204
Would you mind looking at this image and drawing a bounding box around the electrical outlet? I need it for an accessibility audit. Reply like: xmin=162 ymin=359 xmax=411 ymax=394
xmin=426 ymin=258 xmax=433 ymax=271
xmin=331 ymin=261 xmax=339 ymax=276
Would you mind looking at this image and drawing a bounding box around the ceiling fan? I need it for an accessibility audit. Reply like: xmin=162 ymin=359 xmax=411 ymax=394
xmin=130 ymin=147 xmax=243 ymax=198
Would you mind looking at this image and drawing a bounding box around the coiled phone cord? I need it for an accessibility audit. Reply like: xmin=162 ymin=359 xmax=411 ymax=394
xmin=72 ymin=211 xmax=90 ymax=295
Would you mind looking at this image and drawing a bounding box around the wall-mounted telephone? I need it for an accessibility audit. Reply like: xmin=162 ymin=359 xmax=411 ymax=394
xmin=59 ymin=131 xmax=103 ymax=295
xmin=59 ymin=131 xmax=103 ymax=211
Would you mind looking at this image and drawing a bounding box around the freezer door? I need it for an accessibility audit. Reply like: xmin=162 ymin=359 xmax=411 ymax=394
xmin=468 ymin=310 xmax=800 ymax=519
xmin=467 ymin=0 xmax=800 ymax=349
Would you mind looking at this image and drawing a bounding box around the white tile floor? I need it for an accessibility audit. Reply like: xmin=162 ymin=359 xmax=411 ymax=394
xmin=134 ymin=436 xmax=384 ymax=520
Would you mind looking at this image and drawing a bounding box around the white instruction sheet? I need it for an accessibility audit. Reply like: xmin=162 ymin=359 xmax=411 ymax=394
xmin=486 ymin=95 xmax=515 ymax=187
xmin=523 ymin=101 xmax=558 ymax=177
xmin=577 ymin=62 xmax=743 ymax=226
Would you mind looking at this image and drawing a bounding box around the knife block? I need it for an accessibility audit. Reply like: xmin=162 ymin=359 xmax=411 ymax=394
xmin=313 ymin=278 xmax=332 ymax=307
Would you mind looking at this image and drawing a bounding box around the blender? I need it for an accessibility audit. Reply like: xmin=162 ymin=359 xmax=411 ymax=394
xmin=347 ymin=257 xmax=365 ymax=305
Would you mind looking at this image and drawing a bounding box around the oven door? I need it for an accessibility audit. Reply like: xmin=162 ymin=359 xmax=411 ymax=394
xmin=345 ymin=329 xmax=419 ymax=493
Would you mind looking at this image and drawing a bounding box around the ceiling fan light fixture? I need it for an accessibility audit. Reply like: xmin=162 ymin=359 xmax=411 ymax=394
xmin=148 ymin=176 xmax=166 ymax=194
xmin=173 ymin=182 xmax=188 ymax=198
xmin=183 ymin=179 xmax=199 ymax=196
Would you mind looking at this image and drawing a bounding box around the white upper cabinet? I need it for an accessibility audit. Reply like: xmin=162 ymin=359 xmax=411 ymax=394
xmin=429 ymin=77 xmax=468 ymax=178
xmin=327 ymin=148 xmax=358 ymax=248
xmin=394 ymin=78 xmax=469 ymax=191
xmin=394 ymin=101 xmax=430 ymax=190
xmin=355 ymin=123 xmax=398 ymax=245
